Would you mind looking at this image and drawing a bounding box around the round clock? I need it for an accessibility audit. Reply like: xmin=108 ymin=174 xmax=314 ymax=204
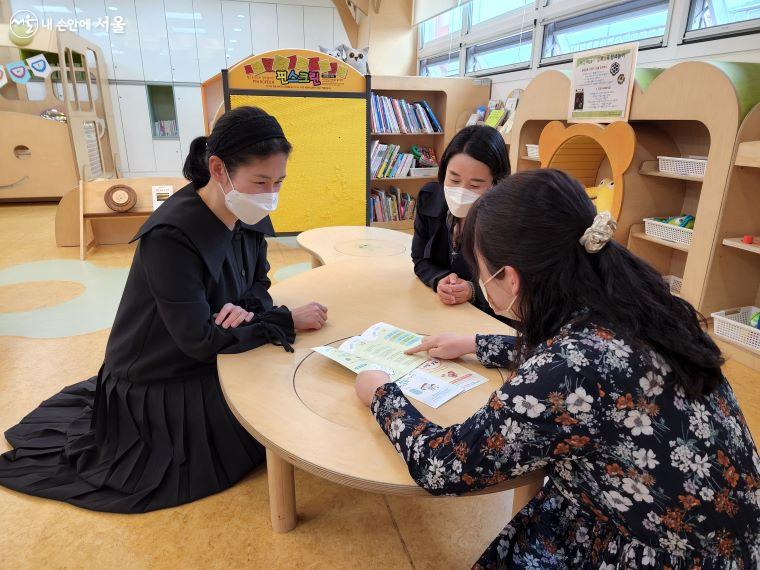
xmin=104 ymin=184 xmax=137 ymax=212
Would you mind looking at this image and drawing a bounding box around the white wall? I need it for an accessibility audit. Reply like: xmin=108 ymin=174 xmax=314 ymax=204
xmin=487 ymin=0 xmax=760 ymax=99
xmin=10 ymin=0 xmax=349 ymax=177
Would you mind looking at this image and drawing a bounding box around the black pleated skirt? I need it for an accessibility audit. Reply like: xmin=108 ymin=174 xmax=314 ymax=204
xmin=0 ymin=369 xmax=265 ymax=513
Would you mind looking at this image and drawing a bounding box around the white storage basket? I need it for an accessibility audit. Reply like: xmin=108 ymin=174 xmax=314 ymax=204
xmin=525 ymin=144 xmax=539 ymax=159
xmin=657 ymin=156 xmax=707 ymax=178
xmin=409 ymin=166 xmax=439 ymax=177
xmin=711 ymin=306 xmax=760 ymax=354
xmin=663 ymin=275 xmax=683 ymax=295
xmin=643 ymin=218 xmax=694 ymax=248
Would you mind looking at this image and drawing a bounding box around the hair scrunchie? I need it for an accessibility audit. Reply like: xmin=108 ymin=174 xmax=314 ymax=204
xmin=579 ymin=211 xmax=617 ymax=253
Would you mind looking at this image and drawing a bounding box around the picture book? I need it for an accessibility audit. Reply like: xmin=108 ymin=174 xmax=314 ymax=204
xmin=313 ymin=323 xmax=489 ymax=407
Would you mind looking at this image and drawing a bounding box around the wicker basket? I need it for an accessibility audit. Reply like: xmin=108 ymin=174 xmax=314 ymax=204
xmin=663 ymin=275 xmax=683 ymax=295
xmin=643 ymin=218 xmax=694 ymax=248
xmin=526 ymin=144 xmax=539 ymax=159
xmin=657 ymin=156 xmax=707 ymax=178
xmin=711 ymin=306 xmax=760 ymax=354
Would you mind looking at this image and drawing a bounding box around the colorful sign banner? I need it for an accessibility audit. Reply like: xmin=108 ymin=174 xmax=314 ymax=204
xmin=26 ymin=53 xmax=52 ymax=78
xmin=6 ymin=61 xmax=31 ymax=84
xmin=227 ymin=49 xmax=365 ymax=93
xmin=0 ymin=65 xmax=7 ymax=89
xmin=568 ymin=42 xmax=638 ymax=123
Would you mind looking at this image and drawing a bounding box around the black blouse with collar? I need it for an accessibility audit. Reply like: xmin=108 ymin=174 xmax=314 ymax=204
xmin=411 ymin=181 xmax=509 ymax=323
xmin=102 ymin=183 xmax=295 ymax=384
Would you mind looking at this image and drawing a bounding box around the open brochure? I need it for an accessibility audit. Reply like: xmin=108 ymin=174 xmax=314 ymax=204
xmin=313 ymin=322 xmax=489 ymax=408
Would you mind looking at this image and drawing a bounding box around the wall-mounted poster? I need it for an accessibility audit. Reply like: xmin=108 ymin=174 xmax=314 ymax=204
xmin=568 ymin=42 xmax=638 ymax=123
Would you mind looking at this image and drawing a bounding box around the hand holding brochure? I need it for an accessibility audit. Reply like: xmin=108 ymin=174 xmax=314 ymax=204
xmin=313 ymin=323 xmax=490 ymax=408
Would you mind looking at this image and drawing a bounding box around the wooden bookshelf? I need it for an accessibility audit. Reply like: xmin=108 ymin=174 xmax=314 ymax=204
xmin=371 ymin=132 xmax=445 ymax=137
xmin=631 ymin=229 xmax=691 ymax=253
xmin=371 ymin=176 xmax=437 ymax=182
xmin=368 ymin=76 xmax=489 ymax=228
xmin=639 ymin=160 xmax=704 ymax=182
xmin=370 ymin=219 xmax=415 ymax=231
xmin=722 ymin=237 xmax=760 ymax=255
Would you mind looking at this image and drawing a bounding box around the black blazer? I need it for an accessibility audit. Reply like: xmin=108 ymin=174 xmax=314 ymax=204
xmin=102 ymin=183 xmax=295 ymax=384
xmin=411 ymin=182 xmax=507 ymax=322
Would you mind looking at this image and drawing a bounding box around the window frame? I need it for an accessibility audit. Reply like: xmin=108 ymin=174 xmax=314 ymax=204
xmin=464 ymin=30 xmax=535 ymax=76
xmin=539 ymin=0 xmax=673 ymax=65
xmin=418 ymin=50 xmax=463 ymax=78
xmin=682 ymin=0 xmax=760 ymax=42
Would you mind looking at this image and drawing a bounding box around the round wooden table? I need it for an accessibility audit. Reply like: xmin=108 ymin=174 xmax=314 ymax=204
xmin=297 ymin=225 xmax=413 ymax=267
xmin=218 ymin=258 xmax=544 ymax=533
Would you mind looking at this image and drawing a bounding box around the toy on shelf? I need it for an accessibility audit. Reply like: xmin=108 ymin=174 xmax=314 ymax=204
xmin=104 ymin=184 xmax=137 ymax=213
xmin=319 ymin=44 xmax=369 ymax=74
xmin=653 ymin=214 xmax=696 ymax=230
xmin=585 ymin=178 xmax=615 ymax=214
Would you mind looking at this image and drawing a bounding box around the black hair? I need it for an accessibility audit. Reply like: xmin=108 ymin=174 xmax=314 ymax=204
xmin=461 ymin=169 xmax=724 ymax=398
xmin=182 ymin=106 xmax=292 ymax=187
xmin=438 ymin=125 xmax=510 ymax=186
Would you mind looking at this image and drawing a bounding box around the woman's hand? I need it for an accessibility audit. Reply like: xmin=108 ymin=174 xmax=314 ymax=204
xmin=405 ymin=333 xmax=477 ymax=360
xmin=436 ymin=273 xmax=473 ymax=305
xmin=356 ymin=370 xmax=392 ymax=406
xmin=214 ymin=303 xmax=254 ymax=329
xmin=291 ymin=302 xmax=328 ymax=331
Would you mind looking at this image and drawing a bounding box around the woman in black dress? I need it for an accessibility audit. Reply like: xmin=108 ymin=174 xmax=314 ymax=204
xmin=0 ymin=106 xmax=328 ymax=513
xmin=411 ymin=125 xmax=509 ymax=319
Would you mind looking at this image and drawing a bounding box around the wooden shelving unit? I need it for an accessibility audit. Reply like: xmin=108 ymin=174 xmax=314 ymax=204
xmin=370 ymin=219 xmax=415 ymax=231
xmin=368 ymin=75 xmax=490 ymax=229
xmin=639 ymin=160 xmax=704 ymax=182
xmin=371 ymin=132 xmax=445 ymax=137
xmin=371 ymin=176 xmax=437 ymax=182
xmin=735 ymin=140 xmax=760 ymax=168
xmin=701 ymin=105 xmax=760 ymax=365
xmin=722 ymin=237 xmax=760 ymax=255
xmin=631 ymin=226 xmax=691 ymax=253
xmin=508 ymin=62 xmax=760 ymax=368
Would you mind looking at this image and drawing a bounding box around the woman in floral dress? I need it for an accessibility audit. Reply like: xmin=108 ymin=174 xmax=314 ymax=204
xmin=355 ymin=169 xmax=760 ymax=568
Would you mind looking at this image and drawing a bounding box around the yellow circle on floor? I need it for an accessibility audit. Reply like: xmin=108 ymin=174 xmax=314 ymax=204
xmin=0 ymin=281 xmax=85 ymax=314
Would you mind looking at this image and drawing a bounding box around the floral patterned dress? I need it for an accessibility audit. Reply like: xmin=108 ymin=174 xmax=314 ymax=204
xmin=371 ymin=312 xmax=760 ymax=569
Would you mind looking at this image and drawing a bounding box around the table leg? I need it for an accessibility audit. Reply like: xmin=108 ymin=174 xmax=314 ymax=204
xmin=510 ymin=478 xmax=544 ymax=518
xmin=266 ymin=448 xmax=297 ymax=533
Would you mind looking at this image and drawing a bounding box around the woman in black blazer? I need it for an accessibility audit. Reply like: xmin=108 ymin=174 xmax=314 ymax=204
xmin=411 ymin=125 xmax=510 ymax=318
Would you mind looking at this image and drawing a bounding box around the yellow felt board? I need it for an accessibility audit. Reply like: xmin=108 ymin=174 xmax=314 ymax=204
xmin=230 ymin=94 xmax=367 ymax=233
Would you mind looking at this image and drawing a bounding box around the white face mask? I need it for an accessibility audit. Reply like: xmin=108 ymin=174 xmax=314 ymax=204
xmin=444 ymin=186 xmax=480 ymax=218
xmin=479 ymin=266 xmax=521 ymax=321
xmin=219 ymin=165 xmax=279 ymax=225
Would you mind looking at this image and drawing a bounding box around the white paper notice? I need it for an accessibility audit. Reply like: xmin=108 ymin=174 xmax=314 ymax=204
xmin=568 ymin=42 xmax=638 ymax=123
xmin=152 ymin=185 xmax=174 ymax=210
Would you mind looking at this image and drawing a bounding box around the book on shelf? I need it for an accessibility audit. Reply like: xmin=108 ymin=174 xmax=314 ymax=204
xmin=153 ymin=119 xmax=178 ymax=138
xmin=370 ymin=143 xmax=439 ymax=179
xmin=371 ymin=93 xmax=443 ymax=134
xmin=370 ymin=186 xmax=417 ymax=223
